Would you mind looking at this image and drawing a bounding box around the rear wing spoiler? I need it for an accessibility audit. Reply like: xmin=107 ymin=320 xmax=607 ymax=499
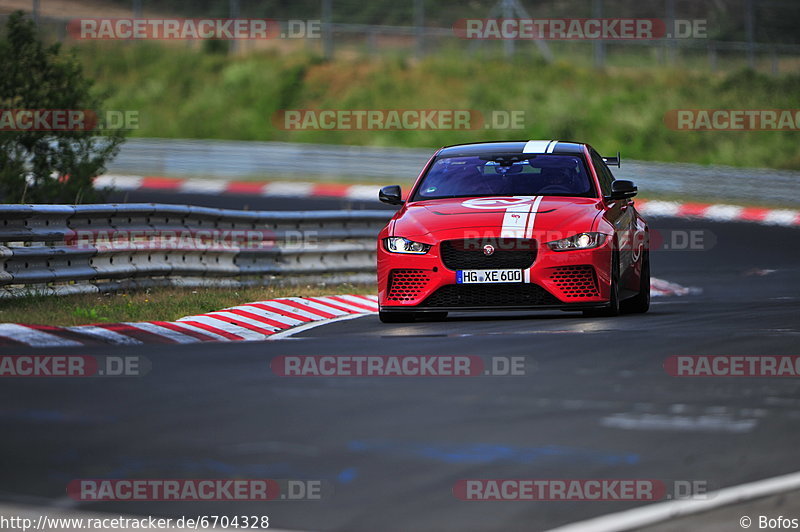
xmin=602 ymin=152 xmax=621 ymax=167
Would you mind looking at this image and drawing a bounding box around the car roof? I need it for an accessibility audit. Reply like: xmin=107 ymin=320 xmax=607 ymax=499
xmin=437 ymin=140 xmax=587 ymax=157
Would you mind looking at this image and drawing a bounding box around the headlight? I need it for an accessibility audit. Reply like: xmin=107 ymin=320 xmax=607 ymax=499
xmin=547 ymin=232 xmax=607 ymax=251
xmin=384 ymin=237 xmax=431 ymax=254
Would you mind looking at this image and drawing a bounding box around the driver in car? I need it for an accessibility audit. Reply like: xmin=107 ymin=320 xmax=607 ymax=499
xmin=534 ymin=165 xmax=582 ymax=195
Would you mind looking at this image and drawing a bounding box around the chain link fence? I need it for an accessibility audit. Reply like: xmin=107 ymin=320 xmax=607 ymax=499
xmin=4 ymin=0 xmax=800 ymax=73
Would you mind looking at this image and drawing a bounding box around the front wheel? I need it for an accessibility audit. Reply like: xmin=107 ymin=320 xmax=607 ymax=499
xmin=621 ymin=251 xmax=650 ymax=314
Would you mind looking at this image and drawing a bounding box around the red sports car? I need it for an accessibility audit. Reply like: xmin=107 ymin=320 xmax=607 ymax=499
xmin=376 ymin=140 xmax=650 ymax=323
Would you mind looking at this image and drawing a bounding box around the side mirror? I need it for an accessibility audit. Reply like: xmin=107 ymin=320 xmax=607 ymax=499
xmin=607 ymin=180 xmax=637 ymax=200
xmin=379 ymin=185 xmax=404 ymax=205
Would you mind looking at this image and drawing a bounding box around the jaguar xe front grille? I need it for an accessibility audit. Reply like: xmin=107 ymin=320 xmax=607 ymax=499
xmin=440 ymin=239 xmax=536 ymax=270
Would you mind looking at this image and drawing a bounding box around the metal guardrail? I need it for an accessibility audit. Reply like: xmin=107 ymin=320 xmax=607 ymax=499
xmin=110 ymin=139 xmax=800 ymax=206
xmin=0 ymin=204 xmax=390 ymax=298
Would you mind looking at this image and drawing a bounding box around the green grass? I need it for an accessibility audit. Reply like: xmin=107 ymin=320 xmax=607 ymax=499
xmin=0 ymin=284 xmax=376 ymax=326
xmin=74 ymin=42 xmax=800 ymax=170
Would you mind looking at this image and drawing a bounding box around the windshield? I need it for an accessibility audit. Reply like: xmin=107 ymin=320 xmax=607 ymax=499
xmin=412 ymin=154 xmax=594 ymax=201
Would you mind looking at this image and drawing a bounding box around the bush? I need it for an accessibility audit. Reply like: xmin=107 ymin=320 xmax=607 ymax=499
xmin=0 ymin=11 xmax=125 ymax=204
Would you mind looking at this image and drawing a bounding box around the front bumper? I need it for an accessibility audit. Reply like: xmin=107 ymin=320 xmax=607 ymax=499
xmin=377 ymin=237 xmax=613 ymax=311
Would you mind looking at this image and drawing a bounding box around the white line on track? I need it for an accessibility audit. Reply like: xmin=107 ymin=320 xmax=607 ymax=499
xmin=544 ymin=469 xmax=800 ymax=532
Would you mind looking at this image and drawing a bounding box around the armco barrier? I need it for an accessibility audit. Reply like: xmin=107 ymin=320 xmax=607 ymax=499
xmin=108 ymin=139 xmax=800 ymax=207
xmin=0 ymin=204 xmax=391 ymax=298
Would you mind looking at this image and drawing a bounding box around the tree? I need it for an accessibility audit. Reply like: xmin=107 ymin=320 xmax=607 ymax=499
xmin=0 ymin=11 xmax=125 ymax=204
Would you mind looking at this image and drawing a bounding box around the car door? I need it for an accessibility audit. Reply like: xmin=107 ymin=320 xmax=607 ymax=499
xmin=590 ymin=150 xmax=635 ymax=277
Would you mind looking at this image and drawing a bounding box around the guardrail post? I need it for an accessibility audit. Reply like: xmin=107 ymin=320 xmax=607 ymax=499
xmin=708 ymin=42 xmax=717 ymax=72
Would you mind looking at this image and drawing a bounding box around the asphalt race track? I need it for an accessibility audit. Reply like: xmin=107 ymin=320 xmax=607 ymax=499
xmin=1 ymin=191 xmax=799 ymax=531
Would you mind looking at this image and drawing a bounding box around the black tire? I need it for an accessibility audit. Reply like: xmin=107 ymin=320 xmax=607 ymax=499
xmin=379 ymin=311 xmax=417 ymax=323
xmin=621 ymin=251 xmax=650 ymax=314
xmin=583 ymin=250 xmax=621 ymax=317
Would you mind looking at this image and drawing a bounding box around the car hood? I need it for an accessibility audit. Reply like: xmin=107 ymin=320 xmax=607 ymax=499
xmin=392 ymin=196 xmax=604 ymax=240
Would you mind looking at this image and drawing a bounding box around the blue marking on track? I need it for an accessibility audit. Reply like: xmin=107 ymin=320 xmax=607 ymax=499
xmin=337 ymin=467 xmax=358 ymax=484
xmin=347 ymin=440 xmax=638 ymax=465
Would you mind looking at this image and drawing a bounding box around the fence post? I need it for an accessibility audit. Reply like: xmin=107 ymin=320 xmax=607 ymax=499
xmin=322 ymin=0 xmax=333 ymax=60
xmin=593 ymin=0 xmax=605 ymax=68
xmin=745 ymin=0 xmax=756 ymax=69
xmin=132 ymin=0 xmax=142 ymax=18
xmin=502 ymin=0 xmax=514 ymax=58
xmin=771 ymin=47 xmax=778 ymax=75
xmin=414 ymin=0 xmax=425 ymax=58
xmin=32 ymin=0 xmax=40 ymax=25
xmin=708 ymin=42 xmax=717 ymax=72
xmin=368 ymin=28 xmax=377 ymax=55
xmin=665 ymin=0 xmax=677 ymax=64
xmin=229 ymin=0 xmax=240 ymax=54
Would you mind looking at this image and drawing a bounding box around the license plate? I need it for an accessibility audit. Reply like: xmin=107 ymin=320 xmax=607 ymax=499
xmin=457 ymin=269 xmax=523 ymax=284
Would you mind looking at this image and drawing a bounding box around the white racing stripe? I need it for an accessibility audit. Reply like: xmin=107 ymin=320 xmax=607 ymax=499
xmin=523 ymin=196 xmax=544 ymax=284
xmin=703 ymin=204 xmax=744 ymax=221
xmin=124 ymin=322 xmax=201 ymax=344
xmin=346 ymin=185 xmax=379 ymax=201
xmin=262 ymin=182 xmax=315 ymax=197
xmin=311 ymin=296 xmax=373 ymax=313
xmin=284 ymin=297 xmax=349 ymax=317
xmin=93 ymin=175 xmax=143 ymax=190
xmin=176 ymin=316 xmax=268 ymax=340
xmin=230 ymin=305 xmax=303 ymax=326
xmin=179 ymin=180 xmax=228 ymax=194
xmin=67 ymin=326 xmax=142 ymax=345
xmin=250 ymin=300 xmax=329 ymax=321
xmin=500 ymin=196 xmax=536 ymax=238
xmin=205 ymin=311 xmax=283 ymax=334
xmin=637 ymin=200 xmax=682 ymax=217
xmin=524 ymin=196 xmax=544 ymax=238
xmin=0 ymin=324 xmax=82 ymax=347
xmin=335 ymin=294 xmax=380 ymax=310
xmin=167 ymin=320 xmax=233 ymax=341
xmin=763 ymin=209 xmax=800 ymax=226
xmin=522 ymin=140 xmax=552 ymax=153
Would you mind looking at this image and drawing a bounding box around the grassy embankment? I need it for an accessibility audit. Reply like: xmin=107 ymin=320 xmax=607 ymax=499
xmin=0 ymin=284 xmax=376 ymax=326
xmin=75 ymin=42 xmax=800 ymax=170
